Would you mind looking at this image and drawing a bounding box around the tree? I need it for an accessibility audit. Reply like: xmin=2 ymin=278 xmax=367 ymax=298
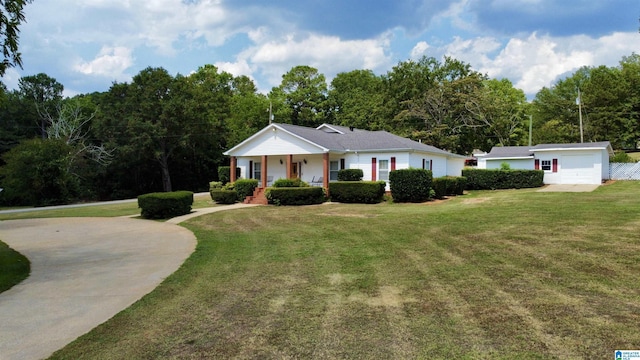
xmin=328 ymin=69 xmax=386 ymax=130
xmin=226 ymin=75 xmax=270 ymax=147
xmin=0 ymin=138 xmax=77 ymax=206
xmin=464 ymin=79 xmax=529 ymax=148
xmin=0 ymin=0 xmax=33 ymax=77
xmin=18 ymin=73 xmax=64 ymax=139
xmin=272 ymin=65 xmax=328 ymax=127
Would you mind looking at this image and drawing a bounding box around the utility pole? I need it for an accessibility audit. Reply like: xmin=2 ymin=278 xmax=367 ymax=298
xmin=528 ymin=115 xmax=533 ymax=146
xmin=577 ymin=88 xmax=584 ymax=143
xmin=268 ymin=102 xmax=273 ymax=124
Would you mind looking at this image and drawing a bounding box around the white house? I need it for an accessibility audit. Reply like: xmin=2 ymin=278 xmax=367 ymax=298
xmin=223 ymin=123 xmax=467 ymax=191
xmin=478 ymin=142 xmax=614 ymax=185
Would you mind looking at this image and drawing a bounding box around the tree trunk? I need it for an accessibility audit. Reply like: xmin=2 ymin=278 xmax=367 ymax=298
xmin=159 ymin=152 xmax=172 ymax=192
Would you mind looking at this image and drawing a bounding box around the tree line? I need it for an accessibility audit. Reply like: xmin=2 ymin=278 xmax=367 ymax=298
xmin=0 ymin=53 xmax=638 ymax=205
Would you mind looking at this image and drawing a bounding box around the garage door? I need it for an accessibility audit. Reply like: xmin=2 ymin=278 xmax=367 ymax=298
xmin=561 ymin=155 xmax=596 ymax=184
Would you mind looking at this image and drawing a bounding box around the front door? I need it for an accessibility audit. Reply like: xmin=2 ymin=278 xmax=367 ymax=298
xmin=292 ymin=162 xmax=300 ymax=178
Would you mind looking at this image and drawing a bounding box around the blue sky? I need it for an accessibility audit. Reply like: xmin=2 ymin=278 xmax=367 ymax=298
xmin=2 ymin=0 xmax=638 ymax=98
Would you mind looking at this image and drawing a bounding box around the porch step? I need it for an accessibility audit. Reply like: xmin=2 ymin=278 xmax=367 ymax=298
xmin=244 ymin=187 xmax=268 ymax=205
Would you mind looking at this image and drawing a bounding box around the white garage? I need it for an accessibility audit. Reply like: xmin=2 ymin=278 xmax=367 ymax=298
xmin=480 ymin=142 xmax=614 ymax=185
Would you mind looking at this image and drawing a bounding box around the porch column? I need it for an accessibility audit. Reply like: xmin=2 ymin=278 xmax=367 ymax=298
xmin=261 ymin=155 xmax=268 ymax=188
xmin=286 ymin=154 xmax=293 ymax=179
xmin=230 ymin=156 xmax=237 ymax=183
xmin=323 ymin=152 xmax=330 ymax=193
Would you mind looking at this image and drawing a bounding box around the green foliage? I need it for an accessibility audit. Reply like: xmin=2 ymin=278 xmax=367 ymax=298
xmin=233 ymin=179 xmax=259 ymax=201
xmin=209 ymin=189 xmax=237 ymax=204
xmin=209 ymin=181 xmax=223 ymax=190
xmin=0 ymin=138 xmax=78 ymax=206
xmin=462 ymin=169 xmax=544 ymax=190
xmin=272 ymin=65 xmax=328 ymax=127
xmin=265 ymin=187 xmax=325 ymax=206
xmin=137 ymin=191 xmax=194 ymax=219
xmin=610 ymin=151 xmax=637 ymax=163
xmin=432 ymin=176 xmax=467 ymax=199
xmin=0 ymin=0 xmax=33 ymax=77
xmin=329 ymin=181 xmax=386 ymax=204
xmin=328 ymin=69 xmax=386 ymax=130
xmin=0 ymin=241 xmax=30 ymax=293
xmin=218 ymin=166 xmax=230 ymax=184
xmin=337 ymin=168 xmax=364 ymax=181
xmin=500 ymin=162 xmax=511 ymax=170
xmin=389 ymin=168 xmax=432 ymax=203
xmin=271 ymin=178 xmax=309 ymax=188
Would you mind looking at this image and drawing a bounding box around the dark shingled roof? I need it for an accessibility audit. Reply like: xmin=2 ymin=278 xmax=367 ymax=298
xmin=483 ymin=146 xmax=533 ymax=159
xmin=275 ymin=123 xmax=465 ymax=158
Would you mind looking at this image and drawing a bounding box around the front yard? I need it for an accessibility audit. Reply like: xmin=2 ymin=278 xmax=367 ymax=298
xmin=51 ymin=182 xmax=640 ymax=359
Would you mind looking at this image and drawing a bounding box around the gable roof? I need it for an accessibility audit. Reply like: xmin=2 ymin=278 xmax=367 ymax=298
xmin=484 ymin=141 xmax=614 ymax=160
xmin=225 ymin=123 xmax=466 ymax=158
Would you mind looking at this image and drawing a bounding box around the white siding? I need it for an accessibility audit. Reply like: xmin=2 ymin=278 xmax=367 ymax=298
xmin=535 ymin=149 xmax=603 ymax=185
xmin=231 ymin=127 xmax=324 ymax=157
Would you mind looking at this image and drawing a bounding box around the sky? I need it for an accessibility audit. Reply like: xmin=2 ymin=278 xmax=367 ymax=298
xmin=2 ymin=0 xmax=638 ymax=99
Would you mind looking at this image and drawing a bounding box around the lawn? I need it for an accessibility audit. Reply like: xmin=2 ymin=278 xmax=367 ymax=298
xmin=0 ymin=241 xmax=30 ymax=293
xmin=50 ymin=182 xmax=640 ymax=359
xmin=0 ymin=193 xmax=215 ymax=220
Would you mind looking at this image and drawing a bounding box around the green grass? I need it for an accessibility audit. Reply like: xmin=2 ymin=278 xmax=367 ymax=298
xmin=0 ymin=193 xmax=216 ymax=220
xmin=0 ymin=241 xmax=30 ymax=293
xmin=50 ymin=181 xmax=640 ymax=359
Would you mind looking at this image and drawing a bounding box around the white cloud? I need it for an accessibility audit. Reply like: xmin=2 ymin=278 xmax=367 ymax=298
xmin=244 ymin=33 xmax=392 ymax=89
xmin=74 ymin=46 xmax=134 ymax=80
xmin=410 ymin=41 xmax=430 ymax=59
xmin=215 ymin=59 xmax=254 ymax=79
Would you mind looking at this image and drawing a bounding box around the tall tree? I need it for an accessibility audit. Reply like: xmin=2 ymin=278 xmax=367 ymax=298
xmin=328 ymin=69 xmax=386 ymax=130
xmin=0 ymin=0 xmax=33 ymax=77
xmin=226 ymin=75 xmax=270 ymax=147
xmin=18 ymin=73 xmax=64 ymax=139
xmin=272 ymin=65 xmax=328 ymax=127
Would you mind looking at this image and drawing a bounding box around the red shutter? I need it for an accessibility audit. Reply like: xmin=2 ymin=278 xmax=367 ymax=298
xmin=552 ymin=158 xmax=558 ymax=172
xmin=371 ymin=157 xmax=377 ymax=181
xmin=249 ymin=161 xmax=253 ymax=179
xmin=534 ymin=159 xmax=540 ymax=170
xmin=340 ymin=158 xmax=345 ymax=170
xmin=391 ymin=157 xmax=396 ymax=171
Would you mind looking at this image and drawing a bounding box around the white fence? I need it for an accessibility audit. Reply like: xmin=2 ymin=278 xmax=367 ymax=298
xmin=610 ymin=163 xmax=640 ymax=180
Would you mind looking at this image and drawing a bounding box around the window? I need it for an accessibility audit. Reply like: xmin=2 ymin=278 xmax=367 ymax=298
xmin=541 ymin=160 xmax=551 ymax=171
xmin=253 ymin=162 xmax=261 ymax=180
xmin=379 ymin=159 xmax=389 ymax=181
xmin=423 ymin=159 xmax=431 ymax=170
xmin=329 ymin=161 xmax=339 ymax=181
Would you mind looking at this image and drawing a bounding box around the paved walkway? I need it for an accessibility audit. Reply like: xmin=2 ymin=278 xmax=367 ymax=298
xmin=537 ymin=184 xmax=600 ymax=192
xmin=0 ymin=203 xmax=256 ymax=360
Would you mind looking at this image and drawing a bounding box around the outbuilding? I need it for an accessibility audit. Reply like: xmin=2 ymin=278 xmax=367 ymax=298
xmin=478 ymin=142 xmax=614 ymax=185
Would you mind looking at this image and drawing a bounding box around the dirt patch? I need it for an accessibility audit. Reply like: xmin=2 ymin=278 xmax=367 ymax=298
xmin=318 ymin=212 xmax=379 ymax=218
xmin=461 ymin=197 xmax=491 ymax=205
xmin=348 ymin=286 xmax=416 ymax=308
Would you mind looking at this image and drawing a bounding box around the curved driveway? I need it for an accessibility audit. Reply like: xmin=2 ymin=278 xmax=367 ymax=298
xmin=0 ymin=217 xmax=197 ymax=360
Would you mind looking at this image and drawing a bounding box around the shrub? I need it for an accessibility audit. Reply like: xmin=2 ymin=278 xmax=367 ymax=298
xmin=265 ymin=187 xmax=325 ymax=205
xmin=234 ymin=179 xmax=259 ymax=201
xmin=329 ymin=181 xmax=386 ymax=203
xmin=209 ymin=181 xmax=223 ymax=190
xmin=389 ymin=168 xmax=432 ymax=203
xmin=500 ymin=162 xmax=511 ymax=170
xmin=462 ymin=169 xmax=544 ymax=190
xmin=610 ymin=151 xmax=637 ymax=163
xmin=210 ymin=189 xmax=238 ymax=204
xmin=138 ymin=191 xmax=194 ymax=219
xmin=431 ymin=177 xmax=447 ymax=199
xmin=272 ymin=178 xmax=309 ymax=187
xmin=337 ymin=169 xmax=364 ymax=181
xmin=217 ymin=166 xmax=230 ymax=185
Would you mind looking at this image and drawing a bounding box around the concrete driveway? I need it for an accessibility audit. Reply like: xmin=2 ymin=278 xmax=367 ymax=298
xmin=537 ymin=184 xmax=600 ymax=192
xmin=0 ymin=217 xmax=197 ymax=360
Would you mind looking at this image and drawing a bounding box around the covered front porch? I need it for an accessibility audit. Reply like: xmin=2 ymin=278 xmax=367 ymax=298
xmin=229 ymin=153 xmax=334 ymax=189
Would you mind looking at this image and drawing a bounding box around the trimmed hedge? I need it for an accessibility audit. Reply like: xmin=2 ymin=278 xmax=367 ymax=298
xmin=138 ymin=191 xmax=193 ymax=219
xmin=329 ymin=181 xmax=386 ymax=203
xmin=234 ymin=179 xmax=259 ymax=201
xmin=432 ymin=176 xmax=467 ymax=199
xmin=462 ymin=169 xmax=544 ymax=190
xmin=265 ymin=187 xmax=325 ymax=205
xmin=272 ymin=178 xmax=308 ymax=187
xmin=389 ymin=169 xmax=433 ymax=203
xmin=337 ymin=169 xmax=364 ymax=181
xmin=210 ymin=189 xmax=237 ymax=204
